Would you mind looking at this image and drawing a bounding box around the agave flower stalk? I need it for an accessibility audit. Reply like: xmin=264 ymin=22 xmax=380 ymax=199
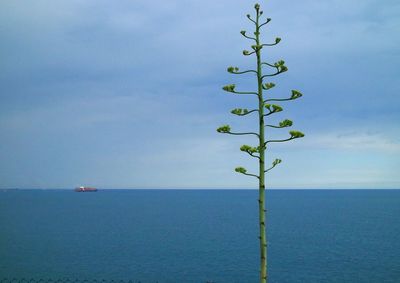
xmin=217 ymin=3 xmax=304 ymax=283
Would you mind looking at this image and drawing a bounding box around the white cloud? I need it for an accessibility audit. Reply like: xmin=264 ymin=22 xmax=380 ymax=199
xmin=298 ymin=131 xmax=400 ymax=152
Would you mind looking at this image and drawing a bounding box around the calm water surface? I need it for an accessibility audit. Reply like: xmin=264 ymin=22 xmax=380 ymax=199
xmin=0 ymin=189 xmax=399 ymax=282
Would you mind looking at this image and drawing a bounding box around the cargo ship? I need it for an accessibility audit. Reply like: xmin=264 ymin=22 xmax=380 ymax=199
xmin=74 ymin=186 xmax=98 ymax=192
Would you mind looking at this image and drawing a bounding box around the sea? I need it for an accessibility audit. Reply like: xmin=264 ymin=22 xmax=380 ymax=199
xmin=0 ymin=189 xmax=399 ymax=283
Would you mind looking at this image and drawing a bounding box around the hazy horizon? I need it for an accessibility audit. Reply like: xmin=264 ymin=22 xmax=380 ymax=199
xmin=2 ymin=187 xmax=399 ymax=190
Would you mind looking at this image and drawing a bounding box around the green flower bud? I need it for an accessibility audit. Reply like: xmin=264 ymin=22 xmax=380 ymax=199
xmin=279 ymin=65 xmax=288 ymax=72
xmin=289 ymin=130 xmax=305 ymax=138
xmin=251 ymin=45 xmax=262 ymax=51
xmin=235 ymin=167 xmax=247 ymax=174
xmin=222 ymin=84 xmax=236 ymax=92
xmin=254 ymin=3 xmax=260 ymax=10
xmin=231 ymin=108 xmax=242 ymax=115
xmin=240 ymin=145 xmax=251 ymax=152
xmin=272 ymin=104 xmax=283 ymax=112
xmin=265 ymin=104 xmax=283 ymax=112
xmin=231 ymin=108 xmax=249 ymax=115
xmin=240 ymin=144 xmax=258 ymax=154
xmin=227 ymin=66 xmax=239 ymax=73
xmin=272 ymin=159 xmax=282 ymax=166
xmin=217 ymin=125 xmax=231 ymax=133
xmin=240 ymin=30 xmax=246 ymax=36
xmin=275 ymin=37 xmax=281 ymax=43
xmin=291 ymin=90 xmax=303 ymax=99
xmin=243 ymin=50 xmax=250 ymax=56
xmin=279 ymin=119 xmax=293 ymax=127
xmin=263 ymin=82 xmax=276 ymax=90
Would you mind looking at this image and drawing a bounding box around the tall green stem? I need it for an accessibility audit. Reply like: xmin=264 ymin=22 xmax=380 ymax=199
xmin=218 ymin=4 xmax=304 ymax=282
xmin=255 ymin=10 xmax=267 ymax=283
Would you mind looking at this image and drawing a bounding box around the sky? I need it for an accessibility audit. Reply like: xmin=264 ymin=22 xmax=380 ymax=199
xmin=0 ymin=0 xmax=399 ymax=189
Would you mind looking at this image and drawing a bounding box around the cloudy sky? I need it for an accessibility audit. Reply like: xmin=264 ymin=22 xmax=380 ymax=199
xmin=0 ymin=0 xmax=399 ymax=189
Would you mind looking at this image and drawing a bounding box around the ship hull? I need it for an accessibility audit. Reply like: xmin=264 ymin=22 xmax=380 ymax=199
xmin=74 ymin=187 xmax=98 ymax=192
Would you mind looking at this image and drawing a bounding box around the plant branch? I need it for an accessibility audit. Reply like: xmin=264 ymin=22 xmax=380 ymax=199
xmin=238 ymin=109 xmax=259 ymax=116
xmin=246 ymin=14 xmax=257 ymax=25
xmin=233 ymin=91 xmax=259 ymax=95
xmin=261 ymin=71 xmax=280 ymax=79
xmin=264 ymin=90 xmax=303 ymax=102
xmin=263 ymin=111 xmax=276 ymax=117
xmin=264 ymin=137 xmax=293 ymax=146
xmin=265 ymin=159 xmax=282 ymax=173
xmin=264 ymin=167 xmax=274 ymax=173
xmin=259 ymin=18 xmax=271 ymax=28
xmin=243 ymin=50 xmax=256 ymax=56
xmin=240 ymin=145 xmax=261 ymax=160
xmin=222 ymin=84 xmax=258 ymax=96
xmin=232 ymin=70 xmax=258 ymax=75
xmin=261 ymin=62 xmax=278 ymax=68
xmin=243 ymin=172 xmax=260 ymax=179
xmin=261 ymin=38 xmax=281 ymax=47
xmin=264 ymin=131 xmax=304 ymax=146
xmin=262 ymin=104 xmax=283 ymax=117
xmin=240 ymin=30 xmax=257 ymax=41
xmin=264 ymin=97 xmax=292 ymax=102
xmin=231 ymin=109 xmax=259 ymax=116
xmin=261 ymin=60 xmax=287 ymax=79
xmin=227 ymin=131 xmax=260 ymax=137
xmin=245 ymin=151 xmax=261 ymax=160
xmin=244 ymin=35 xmax=257 ymax=41
xmin=235 ymin=166 xmax=259 ymax=179
xmin=265 ymin=118 xmax=293 ymax=128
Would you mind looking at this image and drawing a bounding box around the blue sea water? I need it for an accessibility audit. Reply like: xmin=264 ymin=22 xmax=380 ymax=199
xmin=0 ymin=189 xmax=399 ymax=283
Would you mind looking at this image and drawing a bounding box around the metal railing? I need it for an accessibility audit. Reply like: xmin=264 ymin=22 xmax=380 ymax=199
xmin=0 ymin=279 xmax=216 ymax=283
xmin=0 ymin=280 xmax=151 ymax=283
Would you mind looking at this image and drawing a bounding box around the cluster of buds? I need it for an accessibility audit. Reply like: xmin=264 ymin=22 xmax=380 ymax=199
xmin=240 ymin=144 xmax=259 ymax=154
xmin=274 ymin=60 xmax=288 ymax=73
xmin=272 ymin=159 xmax=282 ymax=166
xmin=251 ymin=44 xmax=263 ymax=51
xmin=291 ymin=90 xmax=303 ymax=99
xmin=227 ymin=66 xmax=240 ymax=73
xmin=231 ymin=108 xmax=249 ymax=115
xmin=235 ymin=167 xmax=247 ymax=174
xmin=243 ymin=50 xmax=251 ymax=56
xmin=289 ymin=130 xmax=305 ymax=139
xmin=262 ymin=82 xmax=276 ymax=90
xmin=279 ymin=119 xmax=293 ymax=127
xmin=265 ymin=104 xmax=283 ymax=113
xmin=217 ymin=125 xmax=231 ymax=133
xmin=222 ymin=84 xmax=236 ymax=92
